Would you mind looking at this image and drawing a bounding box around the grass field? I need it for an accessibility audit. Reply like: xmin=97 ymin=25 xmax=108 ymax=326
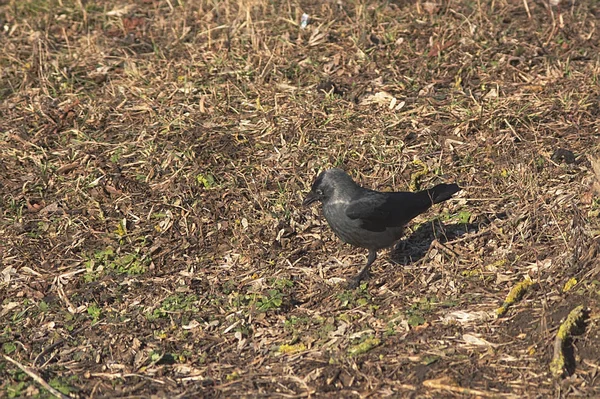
xmin=1 ymin=0 xmax=600 ymax=397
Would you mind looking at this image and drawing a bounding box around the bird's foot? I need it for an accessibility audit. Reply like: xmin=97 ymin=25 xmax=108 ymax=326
xmin=346 ymin=278 xmax=360 ymax=289
xmin=347 ymin=272 xmax=370 ymax=289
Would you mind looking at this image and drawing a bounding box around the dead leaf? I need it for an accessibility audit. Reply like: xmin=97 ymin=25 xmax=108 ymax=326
xmin=484 ymin=87 xmax=499 ymax=100
xmin=463 ymin=333 xmax=500 ymax=348
xmin=26 ymin=200 xmax=44 ymax=212
xmin=428 ymin=40 xmax=456 ymax=57
xmin=105 ymin=185 xmax=123 ymax=195
xmin=442 ymin=310 xmax=491 ymax=324
xmin=590 ymin=156 xmax=600 ymax=196
xmin=359 ymin=91 xmax=396 ymax=107
xmin=39 ymin=202 xmax=60 ymax=216
xmin=107 ymin=4 xmax=136 ymax=17
xmin=182 ymin=320 xmax=201 ymax=330
xmin=308 ymin=27 xmax=326 ymax=47
xmin=423 ymin=2 xmax=440 ymax=15
xmin=57 ymin=162 xmax=78 ymax=174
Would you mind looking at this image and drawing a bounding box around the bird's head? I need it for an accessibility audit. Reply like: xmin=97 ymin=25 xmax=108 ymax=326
xmin=303 ymin=168 xmax=357 ymax=206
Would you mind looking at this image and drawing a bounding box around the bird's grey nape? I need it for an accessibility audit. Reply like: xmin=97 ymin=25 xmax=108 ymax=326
xmin=315 ymin=168 xmax=355 ymax=190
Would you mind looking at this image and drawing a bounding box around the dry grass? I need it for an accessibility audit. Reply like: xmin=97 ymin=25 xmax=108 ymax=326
xmin=1 ymin=0 xmax=600 ymax=397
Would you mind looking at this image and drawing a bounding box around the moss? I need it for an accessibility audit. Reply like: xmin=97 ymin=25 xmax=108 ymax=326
xmin=497 ymin=277 xmax=534 ymax=316
xmin=562 ymin=278 xmax=577 ymax=293
xmin=348 ymin=337 xmax=380 ymax=356
xmin=279 ymin=343 xmax=306 ymax=355
xmin=409 ymin=159 xmax=429 ymax=191
xmin=556 ymin=305 xmax=584 ymax=341
xmin=550 ymin=305 xmax=585 ymax=378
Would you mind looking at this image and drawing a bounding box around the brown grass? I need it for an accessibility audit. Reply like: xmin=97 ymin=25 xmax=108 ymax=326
xmin=1 ymin=0 xmax=600 ymax=397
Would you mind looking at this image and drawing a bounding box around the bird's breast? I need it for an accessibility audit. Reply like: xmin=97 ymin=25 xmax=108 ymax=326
xmin=322 ymin=204 xmax=403 ymax=250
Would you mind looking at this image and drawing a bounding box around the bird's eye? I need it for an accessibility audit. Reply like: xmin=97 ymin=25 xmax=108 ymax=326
xmin=316 ymin=189 xmax=324 ymax=196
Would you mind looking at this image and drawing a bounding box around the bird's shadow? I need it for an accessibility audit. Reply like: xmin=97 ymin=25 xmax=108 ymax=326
xmin=390 ymin=219 xmax=481 ymax=266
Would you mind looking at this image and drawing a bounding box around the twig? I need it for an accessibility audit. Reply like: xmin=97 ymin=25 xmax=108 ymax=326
xmin=3 ymin=354 xmax=70 ymax=399
xmin=90 ymin=372 xmax=167 ymax=384
xmin=423 ymin=377 xmax=518 ymax=398
xmin=34 ymin=322 xmax=91 ymax=366
xmin=430 ymin=239 xmax=459 ymax=258
xmin=522 ymin=0 xmax=531 ymax=19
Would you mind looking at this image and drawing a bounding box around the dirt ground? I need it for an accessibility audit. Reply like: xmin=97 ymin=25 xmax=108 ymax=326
xmin=1 ymin=0 xmax=600 ymax=397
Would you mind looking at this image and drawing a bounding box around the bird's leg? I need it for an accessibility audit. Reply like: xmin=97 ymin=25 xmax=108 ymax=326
xmin=348 ymin=250 xmax=377 ymax=288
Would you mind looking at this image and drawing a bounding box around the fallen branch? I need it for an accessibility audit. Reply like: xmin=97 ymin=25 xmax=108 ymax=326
xmin=496 ymin=276 xmax=534 ymax=317
xmin=3 ymin=354 xmax=70 ymax=399
xmin=550 ymin=305 xmax=586 ymax=378
xmin=423 ymin=377 xmax=518 ymax=398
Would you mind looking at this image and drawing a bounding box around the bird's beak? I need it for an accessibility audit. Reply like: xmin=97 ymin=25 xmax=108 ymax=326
xmin=303 ymin=191 xmax=321 ymax=207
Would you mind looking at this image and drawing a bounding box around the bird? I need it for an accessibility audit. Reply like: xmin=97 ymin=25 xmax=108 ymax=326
xmin=303 ymin=168 xmax=461 ymax=288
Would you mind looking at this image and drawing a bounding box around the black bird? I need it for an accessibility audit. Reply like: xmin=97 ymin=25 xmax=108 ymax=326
xmin=303 ymin=168 xmax=461 ymax=287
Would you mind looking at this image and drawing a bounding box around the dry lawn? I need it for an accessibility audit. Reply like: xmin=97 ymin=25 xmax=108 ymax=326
xmin=1 ymin=0 xmax=600 ymax=397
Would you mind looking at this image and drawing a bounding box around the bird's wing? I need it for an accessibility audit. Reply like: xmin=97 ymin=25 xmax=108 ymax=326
xmin=345 ymin=190 xmax=434 ymax=232
xmin=344 ymin=191 xmax=398 ymax=231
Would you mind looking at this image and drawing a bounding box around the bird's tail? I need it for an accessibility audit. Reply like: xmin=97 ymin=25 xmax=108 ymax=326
xmin=422 ymin=183 xmax=461 ymax=204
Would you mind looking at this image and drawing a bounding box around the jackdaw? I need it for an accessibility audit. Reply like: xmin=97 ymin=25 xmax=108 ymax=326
xmin=303 ymin=168 xmax=461 ymax=287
